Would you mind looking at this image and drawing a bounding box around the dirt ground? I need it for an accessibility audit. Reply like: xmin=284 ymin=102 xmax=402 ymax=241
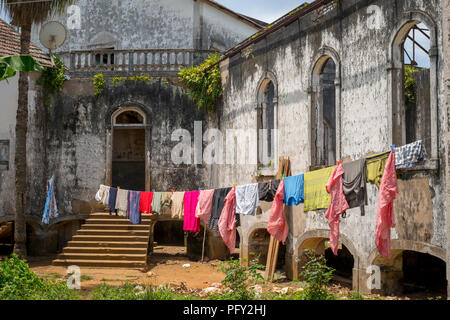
xmin=11 ymin=245 xmax=443 ymax=300
xmin=27 ymin=245 xmax=225 ymax=298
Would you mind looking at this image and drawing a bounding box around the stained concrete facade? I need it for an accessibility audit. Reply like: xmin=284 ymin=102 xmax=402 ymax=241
xmin=217 ymin=0 xmax=447 ymax=295
xmin=30 ymin=0 xmax=262 ymax=52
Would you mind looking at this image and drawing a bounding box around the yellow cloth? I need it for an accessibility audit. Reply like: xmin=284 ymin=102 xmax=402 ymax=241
xmin=366 ymin=151 xmax=390 ymax=187
xmin=304 ymin=166 xmax=336 ymax=212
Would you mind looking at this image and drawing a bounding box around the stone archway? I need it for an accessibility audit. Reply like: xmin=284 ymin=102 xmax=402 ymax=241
xmin=367 ymin=240 xmax=447 ymax=297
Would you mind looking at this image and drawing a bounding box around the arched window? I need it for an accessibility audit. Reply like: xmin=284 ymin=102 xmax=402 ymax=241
xmin=390 ymin=15 xmax=438 ymax=159
xmin=257 ymin=75 xmax=278 ymax=172
xmin=310 ymin=52 xmax=339 ymax=167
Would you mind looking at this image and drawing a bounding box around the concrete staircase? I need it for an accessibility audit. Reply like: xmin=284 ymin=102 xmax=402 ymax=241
xmin=53 ymin=212 xmax=155 ymax=269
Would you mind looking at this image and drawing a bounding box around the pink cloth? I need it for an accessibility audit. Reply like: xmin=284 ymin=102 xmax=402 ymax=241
xmin=218 ymin=187 xmax=237 ymax=254
xmin=183 ymin=191 xmax=200 ymax=232
xmin=375 ymin=151 xmax=398 ymax=259
xmin=195 ymin=189 xmax=215 ymax=224
xmin=325 ymin=164 xmax=350 ymax=255
xmin=267 ymin=180 xmax=288 ymax=244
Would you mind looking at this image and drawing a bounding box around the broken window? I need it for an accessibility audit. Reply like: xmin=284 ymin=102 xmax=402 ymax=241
xmin=392 ymin=20 xmax=435 ymax=158
xmin=311 ymin=57 xmax=337 ymax=167
xmin=257 ymin=79 xmax=277 ymax=170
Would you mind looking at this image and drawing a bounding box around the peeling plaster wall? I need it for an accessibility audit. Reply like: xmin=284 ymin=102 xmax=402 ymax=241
xmin=36 ymin=78 xmax=214 ymax=219
xmin=218 ymin=0 xmax=445 ymax=280
xmin=30 ymin=0 xmax=259 ymax=52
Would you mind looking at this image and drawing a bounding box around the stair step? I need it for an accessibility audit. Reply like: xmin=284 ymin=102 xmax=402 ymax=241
xmin=89 ymin=213 xmax=155 ymax=221
xmin=57 ymin=252 xmax=147 ymax=261
xmin=77 ymin=229 xmax=149 ymax=236
xmin=52 ymin=259 xmax=146 ymax=268
xmin=81 ymin=224 xmax=150 ymax=230
xmin=85 ymin=219 xmax=152 ymax=225
xmin=72 ymin=235 xmax=149 ymax=242
xmin=67 ymin=241 xmax=148 ymax=248
xmin=63 ymin=247 xmax=148 ymax=254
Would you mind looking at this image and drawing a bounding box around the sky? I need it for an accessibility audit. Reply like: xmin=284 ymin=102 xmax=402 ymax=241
xmin=215 ymin=0 xmax=305 ymax=23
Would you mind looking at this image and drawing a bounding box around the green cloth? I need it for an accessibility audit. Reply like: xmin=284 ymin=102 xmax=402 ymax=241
xmin=304 ymin=166 xmax=336 ymax=212
xmin=151 ymin=192 xmax=162 ymax=214
xmin=366 ymin=151 xmax=390 ymax=187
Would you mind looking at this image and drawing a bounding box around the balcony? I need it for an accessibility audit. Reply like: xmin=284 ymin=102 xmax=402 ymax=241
xmin=57 ymin=49 xmax=215 ymax=77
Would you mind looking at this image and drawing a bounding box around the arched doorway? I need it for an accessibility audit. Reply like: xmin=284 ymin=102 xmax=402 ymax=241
xmin=111 ymin=107 xmax=147 ymax=191
xmin=371 ymin=249 xmax=447 ymax=299
xmin=248 ymin=228 xmax=286 ymax=279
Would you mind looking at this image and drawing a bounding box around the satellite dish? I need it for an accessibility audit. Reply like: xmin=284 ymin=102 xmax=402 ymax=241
xmin=39 ymin=21 xmax=67 ymax=51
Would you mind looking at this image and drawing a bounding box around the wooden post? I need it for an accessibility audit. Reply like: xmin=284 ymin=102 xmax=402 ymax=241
xmin=264 ymin=156 xmax=291 ymax=281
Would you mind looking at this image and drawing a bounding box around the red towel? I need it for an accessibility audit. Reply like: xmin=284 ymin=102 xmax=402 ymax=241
xmin=218 ymin=187 xmax=237 ymax=254
xmin=267 ymin=180 xmax=289 ymax=244
xmin=375 ymin=151 xmax=398 ymax=259
xmin=325 ymin=164 xmax=349 ymax=255
xmin=139 ymin=192 xmax=154 ymax=214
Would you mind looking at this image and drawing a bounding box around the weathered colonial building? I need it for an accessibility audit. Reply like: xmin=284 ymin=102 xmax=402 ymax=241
xmin=0 ymin=0 xmax=449 ymax=298
xmin=216 ymin=0 xmax=448 ymax=296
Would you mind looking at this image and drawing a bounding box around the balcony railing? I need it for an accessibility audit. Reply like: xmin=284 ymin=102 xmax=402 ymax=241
xmin=57 ymin=49 xmax=215 ymax=75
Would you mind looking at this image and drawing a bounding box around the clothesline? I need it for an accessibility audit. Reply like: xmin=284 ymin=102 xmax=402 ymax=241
xmin=92 ymin=140 xmax=426 ymax=260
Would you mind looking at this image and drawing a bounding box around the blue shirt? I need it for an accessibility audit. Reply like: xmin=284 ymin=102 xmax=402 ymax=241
xmin=283 ymin=174 xmax=304 ymax=206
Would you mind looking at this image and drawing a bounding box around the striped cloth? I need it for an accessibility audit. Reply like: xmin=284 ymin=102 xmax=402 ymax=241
xmin=304 ymin=166 xmax=335 ymax=212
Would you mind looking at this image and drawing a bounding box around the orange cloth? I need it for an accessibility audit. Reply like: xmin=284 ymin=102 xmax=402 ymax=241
xmin=375 ymin=151 xmax=398 ymax=259
xmin=218 ymin=187 xmax=237 ymax=254
xmin=325 ymin=164 xmax=349 ymax=255
xmin=267 ymin=180 xmax=288 ymax=244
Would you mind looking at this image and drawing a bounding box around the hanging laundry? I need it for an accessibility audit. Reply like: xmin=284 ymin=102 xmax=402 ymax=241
xmin=115 ymin=189 xmax=129 ymax=217
xmin=267 ymin=180 xmax=288 ymax=244
xmin=195 ymin=189 xmax=215 ymax=224
xmin=209 ymin=187 xmax=232 ymax=232
xmin=95 ymin=184 xmax=110 ymax=206
xmin=183 ymin=191 xmax=200 ymax=232
xmin=171 ymin=192 xmax=185 ymax=219
xmin=258 ymin=179 xmax=280 ymax=202
xmin=375 ymin=151 xmax=398 ymax=259
xmin=366 ymin=151 xmax=390 ymax=187
xmin=218 ymin=187 xmax=237 ymax=254
xmin=160 ymin=192 xmax=173 ymax=215
xmin=395 ymin=140 xmax=427 ymax=169
xmin=325 ymin=164 xmax=349 ymax=256
xmin=127 ymin=190 xmax=141 ymax=225
xmin=42 ymin=176 xmax=59 ymax=225
xmin=283 ymin=174 xmax=304 ymax=206
xmin=235 ymin=183 xmax=260 ymax=216
xmin=304 ymin=166 xmax=335 ymax=212
xmin=108 ymin=187 xmax=118 ymax=213
xmin=151 ymin=192 xmax=162 ymax=214
xmin=342 ymin=159 xmax=368 ymax=216
xmin=139 ymin=191 xmax=154 ymax=214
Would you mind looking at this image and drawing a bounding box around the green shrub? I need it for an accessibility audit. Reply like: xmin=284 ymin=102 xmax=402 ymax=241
xmin=213 ymin=257 xmax=264 ymax=300
xmin=0 ymin=254 xmax=80 ymax=300
xmin=178 ymin=53 xmax=222 ymax=111
xmin=37 ymin=54 xmax=67 ymax=105
xmin=298 ymin=249 xmax=336 ymax=300
xmin=93 ymin=73 xmax=106 ymax=96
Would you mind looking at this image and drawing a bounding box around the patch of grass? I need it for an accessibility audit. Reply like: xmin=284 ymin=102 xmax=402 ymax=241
xmin=90 ymin=283 xmax=199 ymax=300
xmin=348 ymin=291 xmax=365 ymax=300
xmin=0 ymin=254 xmax=81 ymax=300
